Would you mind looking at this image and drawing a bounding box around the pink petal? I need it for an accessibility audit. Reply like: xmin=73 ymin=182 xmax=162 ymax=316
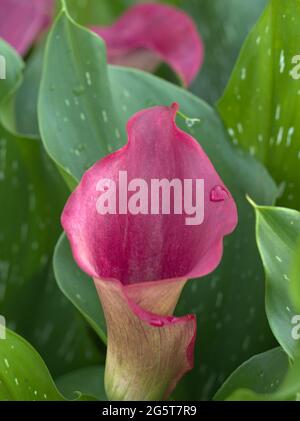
xmin=94 ymin=276 xmax=196 ymax=400
xmin=0 ymin=0 xmax=53 ymax=55
xmin=91 ymin=3 xmax=204 ymax=86
xmin=62 ymin=103 xmax=237 ymax=284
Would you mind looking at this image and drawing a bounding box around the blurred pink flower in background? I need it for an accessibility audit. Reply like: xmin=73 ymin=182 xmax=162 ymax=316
xmin=92 ymin=3 xmax=204 ymax=86
xmin=0 ymin=0 xmax=53 ymax=54
xmin=62 ymin=103 xmax=237 ymax=400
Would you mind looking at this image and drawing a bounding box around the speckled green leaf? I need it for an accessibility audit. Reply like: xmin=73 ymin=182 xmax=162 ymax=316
xmin=0 ymin=329 xmax=64 ymax=400
xmin=0 ymin=329 xmax=98 ymax=401
xmin=252 ymin=203 xmax=300 ymax=358
xmin=39 ymin=10 xmax=124 ymax=184
xmin=218 ymin=0 xmax=300 ymax=209
xmin=214 ymin=347 xmax=289 ymax=400
xmin=54 ymin=234 xmax=107 ymax=344
xmin=0 ymin=38 xmax=101 ymax=377
xmin=42 ymin=9 xmax=278 ymax=399
xmin=215 ymin=347 xmax=300 ymax=401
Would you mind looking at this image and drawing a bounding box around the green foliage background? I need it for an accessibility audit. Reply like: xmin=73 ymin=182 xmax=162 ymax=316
xmin=0 ymin=0 xmax=300 ymax=401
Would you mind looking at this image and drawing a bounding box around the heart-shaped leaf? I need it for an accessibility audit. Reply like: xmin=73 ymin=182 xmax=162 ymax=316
xmin=214 ymin=346 xmax=300 ymax=401
xmin=218 ymin=0 xmax=300 ymax=210
xmin=43 ymin=8 xmax=278 ymax=399
xmin=251 ymin=202 xmax=300 ymax=358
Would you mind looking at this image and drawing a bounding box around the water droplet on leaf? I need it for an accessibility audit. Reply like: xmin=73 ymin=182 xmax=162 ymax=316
xmin=185 ymin=118 xmax=200 ymax=128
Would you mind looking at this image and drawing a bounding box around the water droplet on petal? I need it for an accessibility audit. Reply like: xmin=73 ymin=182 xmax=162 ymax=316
xmin=210 ymin=185 xmax=228 ymax=202
xmin=185 ymin=118 xmax=201 ymax=128
xmin=150 ymin=319 xmax=164 ymax=327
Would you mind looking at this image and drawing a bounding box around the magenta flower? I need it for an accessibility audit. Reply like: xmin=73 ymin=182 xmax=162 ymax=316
xmin=62 ymin=104 xmax=237 ymax=400
xmin=91 ymin=3 xmax=204 ymax=87
xmin=0 ymin=0 xmax=53 ymax=55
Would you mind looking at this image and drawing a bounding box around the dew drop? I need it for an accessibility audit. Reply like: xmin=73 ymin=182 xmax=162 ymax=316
xmin=150 ymin=319 xmax=164 ymax=327
xmin=210 ymin=185 xmax=228 ymax=202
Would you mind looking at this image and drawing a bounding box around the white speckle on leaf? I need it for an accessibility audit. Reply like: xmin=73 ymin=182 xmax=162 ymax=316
xmin=237 ymin=123 xmax=243 ymax=133
xmin=276 ymin=127 xmax=284 ymax=145
xmin=85 ymin=71 xmax=92 ymax=86
xmin=275 ymin=104 xmax=281 ymax=120
xmin=102 ymin=110 xmax=108 ymax=123
xmin=279 ymin=50 xmax=285 ymax=73
xmin=286 ymin=127 xmax=295 ymax=147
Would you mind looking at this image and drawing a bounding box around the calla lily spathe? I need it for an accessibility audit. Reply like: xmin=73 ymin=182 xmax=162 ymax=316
xmin=62 ymin=104 xmax=237 ymax=400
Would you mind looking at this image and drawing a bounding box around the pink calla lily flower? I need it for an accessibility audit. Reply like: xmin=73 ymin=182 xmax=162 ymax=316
xmin=0 ymin=0 xmax=53 ymax=55
xmin=91 ymin=3 xmax=204 ymax=87
xmin=62 ymin=103 xmax=237 ymax=400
